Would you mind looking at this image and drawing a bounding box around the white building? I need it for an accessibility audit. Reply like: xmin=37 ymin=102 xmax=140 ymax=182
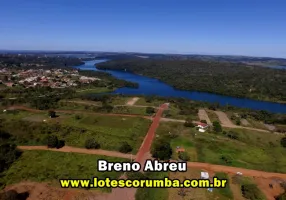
xmin=196 ymin=122 xmax=209 ymax=132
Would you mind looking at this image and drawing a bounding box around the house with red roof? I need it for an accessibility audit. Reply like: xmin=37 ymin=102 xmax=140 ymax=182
xmin=196 ymin=122 xmax=209 ymax=132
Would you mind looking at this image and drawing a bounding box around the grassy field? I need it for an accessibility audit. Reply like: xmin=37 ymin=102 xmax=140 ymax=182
xmin=0 ymin=112 xmax=151 ymax=153
xmin=214 ymin=172 xmax=233 ymax=199
xmin=206 ymin=110 xmax=220 ymax=122
xmin=1 ymin=151 xmax=127 ymax=191
xmin=135 ymin=172 xmax=168 ymax=200
xmin=156 ymin=122 xmax=286 ymax=173
xmin=76 ymin=87 xmax=114 ymax=94
xmin=112 ymin=106 xmax=152 ymax=115
xmin=135 ymin=97 xmax=165 ymax=107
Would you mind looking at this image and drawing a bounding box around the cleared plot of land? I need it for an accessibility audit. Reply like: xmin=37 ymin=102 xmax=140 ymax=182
xmin=206 ymin=110 xmax=220 ymax=122
xmin=2 ymin=151 xmax=127 ymax=192
xmin=214 ymin=111 xmax=235 ymax=127
xmin=198 ymin=109 xmax=212 ymax=124
xmin=1 ymin=112 xmax=151 ymax=153
xmin=135 ymin=98 xmax=165 ymax=107
xmin=126 ymin=97 xmax=140 ymax=106
xmin=155 ymin=122 xmax=286 ymax=173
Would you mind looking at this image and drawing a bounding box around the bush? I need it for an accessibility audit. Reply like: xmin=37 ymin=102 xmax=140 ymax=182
xmin=47 ymin=135 xmax=58 ymax=148
xmin=184 ymin=118 xmax=195 ymax=127
xmin=146 ymin=107 xmax=155 ymax=114
xmin=281 ymin=137 xmax=286 ymax=148
xmin=151 ymin=139 xmax=172 ymax=160
xmin=213 ymin=121 xmax=222 ymax=133
xmin=275 ymin=192 xmax=286 ymax=200
xmin=118 ymin=142 xmax=132 ymax=153
xmin=0 ymin=190 xmax=29 ymax=200
xmin=241 ymin=184 xmax=264 ymax=200
xmin=48 ymin=110 xmax=56 ymax=118
xmin=178 ymin=152 xmax=190 ymax=161
xmin=126 ymin=172 xmax=146 ymax=180
xmin=85 ymin=138 xmax=100 ymax=149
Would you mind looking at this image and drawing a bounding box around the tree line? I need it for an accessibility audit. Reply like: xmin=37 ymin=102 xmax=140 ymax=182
xmin=97 ymin=59 xmax=286 ymax=102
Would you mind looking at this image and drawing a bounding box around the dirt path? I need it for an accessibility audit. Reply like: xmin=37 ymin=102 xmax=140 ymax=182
xmin=214 ymin=111 xmax=235 ymax=127
xmin=186 ymin=162 xmax=286 ymax=179
xmin=135 ymin=103 xmax=169 ymax=163
xmin=198 ymin=109 xmax=212 ymax=125
xmin=126 ymin=97 xmax=140 ymax=106
xmin=18 ymin=146 xmax=134 ymax=159
xmin=160 ymin=117 xmax=186 ymax=123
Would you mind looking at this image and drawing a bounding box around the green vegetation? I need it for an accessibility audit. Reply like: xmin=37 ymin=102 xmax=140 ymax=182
xmin=281 ymin=137 xmax=286 ymax=148
xmin=214 ymin=172 xmax=233 ymax=199
xmin=151 ymin=139 xmax=173 ymax=160
xmin=146 ymin=107 xmax=155 ymax=114
xmin=135 ymin=172 xmax=168 ymax=200
xmin=0 ymin=150 xmax=127 ymax=191
xmin=0 ymin=112 xmax=150 ymax=153
xmin=178 ymin=151 xmax=190 ymax=161
xmin=118 ymin=142 xmax=133 ymax=153
xmin=241 ymin=184 xmax=265 ymax=200
xmin=155 ymin=122 xmax=286 ymax=173
xmin=213 ymin=121 xmax=222 ymax=133
xmin=97 ymin=59 xmax=286 ymax=102
xmin=85 ymin=138 xmax=100 ymax=149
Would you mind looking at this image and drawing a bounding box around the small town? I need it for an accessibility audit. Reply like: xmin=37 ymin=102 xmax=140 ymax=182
xmin=0 ymin=68 xmax=100 ymax=88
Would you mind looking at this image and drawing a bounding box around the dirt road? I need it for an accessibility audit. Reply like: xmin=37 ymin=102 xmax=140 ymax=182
xmin=135 ymin=103 xmax=169 ymax=163
xmin=18 ymin=146 xmax=134 ymax=159
xmin=126 ymin=97 xmax=140 ymax=106
xmin=198 ymin=109 xmax=212 ymax=125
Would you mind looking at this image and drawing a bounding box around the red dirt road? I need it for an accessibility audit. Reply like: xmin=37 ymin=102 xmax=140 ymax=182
xmin=135 ymin=103 xmax=169 ymax=163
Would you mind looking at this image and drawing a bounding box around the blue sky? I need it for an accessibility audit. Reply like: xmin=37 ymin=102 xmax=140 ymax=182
xmin=0 ymin=0 xmax=285 ymax=57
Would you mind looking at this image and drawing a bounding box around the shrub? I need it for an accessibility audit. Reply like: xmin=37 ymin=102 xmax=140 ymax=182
xmin=85 ymin=138 xmax=100 ymax=149
xmin=241 ymin=184 xmax=264 ymax=200
xmin=184 ymin=118 xmax=195 ymax=127
xmin=118 ymin=142 xmax=133 ymax=153
xmin=146 ymin=107 xmax=155 ymax=114
xmin=47 ymin=135 xmax=58 ymax=148
xmin=275 ymin=192 xmax=286 ymax=200
xmin=281 ymin=137 xmax=286 ymax=148
xmin=48 ymin=110 xmax=56 ymax=118
xmin=151 ymin=139 xmax=172 ymax=160
xmin=126 ymin=172 xmax=146 ymax=180
xmin=213 ymin=121 xmax=222 ymax=133
xmin=178 ymin=152 xmax=190 ymax=161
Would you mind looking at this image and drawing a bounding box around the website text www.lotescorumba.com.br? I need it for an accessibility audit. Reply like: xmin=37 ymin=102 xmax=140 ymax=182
xmin=60 ymin=177 xmax=227 ymax=189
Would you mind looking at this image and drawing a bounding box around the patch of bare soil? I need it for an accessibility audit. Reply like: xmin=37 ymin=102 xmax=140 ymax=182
xmin=214 ymin=111 xmax=235 ymax=127
xmin=126 ymin=97 xmax=140 ymax=106
xmin=198 ymin=109 xmax=212 ymax=124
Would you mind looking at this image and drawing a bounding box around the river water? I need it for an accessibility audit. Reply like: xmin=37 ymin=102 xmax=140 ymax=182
xmin=75 ymin=60 xmax=286 ymax=114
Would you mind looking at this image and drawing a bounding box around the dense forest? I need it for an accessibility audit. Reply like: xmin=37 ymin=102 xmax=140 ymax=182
xmin=0 ymin=54 xmax=84 ymax=69
xmin=97 ymin=59 xmax=286 ymax=102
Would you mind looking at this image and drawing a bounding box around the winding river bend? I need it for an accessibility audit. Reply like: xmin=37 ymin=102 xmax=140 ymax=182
xmin=75 ymin=60 xmax=286 ymax=114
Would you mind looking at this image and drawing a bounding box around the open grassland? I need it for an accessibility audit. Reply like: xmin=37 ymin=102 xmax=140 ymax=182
xmin=1 ymin=151 xmax=127 ymax=192
xmin=0 ymin=112 xmax=151 ymax=153
xmin=156 ymin=122 xmax=286 ymax=173
xmin=135 ymin=97 xmax=165 ymax=107
xmin=135 ymin=172 xmax=168 ymax=200
xmin=206 ymin=110 xmax=220 ymax=122
xmin=76 ymin=87 xmax=114 ymax=94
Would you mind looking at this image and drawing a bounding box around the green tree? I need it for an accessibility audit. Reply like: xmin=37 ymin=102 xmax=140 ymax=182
xmin=118 ymin=142 xmax=133 ymax=153
xmin=178 ymin=152 xmax=190 ymax=161
xmin=184 ymin=118 xmax=195 ymax=127
xmin=85 ymin=138 xmax=100 ymax=149
xmin=47 ymin=135 xmax=58 ymax=148
xmin=281 ymin=137 xmax=286 ymax=148
xmin=151 ymin=139 xmax=172 ymax=160
xmin=48 ymin=110 xmax=56 ymax=118
xmin=213 ymin=121 xmax=222 ymax=133
xmin=241 ymin=184 xmax=264 ymax=200
xmin=146 ymin=107 xmax=155 ymax=114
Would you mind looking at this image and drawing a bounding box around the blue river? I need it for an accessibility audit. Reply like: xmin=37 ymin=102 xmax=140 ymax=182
xmin=75 ymin=60 xmax=286 ymax=114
